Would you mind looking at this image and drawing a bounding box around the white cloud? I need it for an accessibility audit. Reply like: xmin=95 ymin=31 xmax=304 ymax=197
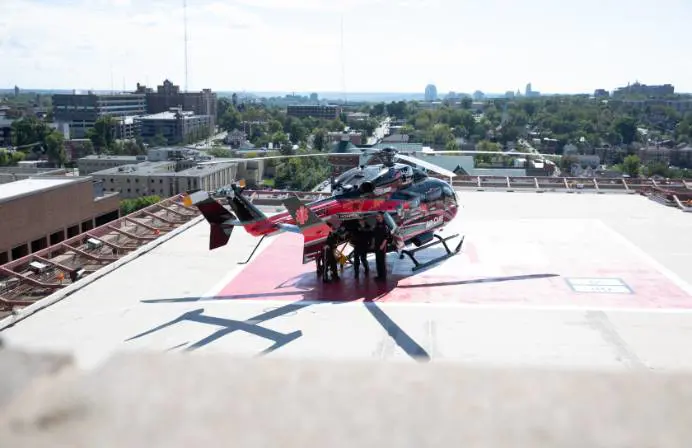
xmin=1 ymin=0 xmax=691 ymax=94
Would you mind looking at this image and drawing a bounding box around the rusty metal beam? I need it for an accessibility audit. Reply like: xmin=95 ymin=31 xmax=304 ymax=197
xmin=85 ymin=233 xmax=132 ymax=252
xmin=159 ymin=205 xmax=189 ymax=217
xmin=125 ymin=217 xmax=162 ymax=233
xmin=61 ymin=243 xmax=118 ymax=262
xmin=0 ymin=266 xmax=63 ymax=289
xmin=142 ymin=210 xmax=177 ymax=225
xmin=34 ymin=256 xmax=75 ymax=274
xmin=108 ymin=225 xmax=156 ymax=241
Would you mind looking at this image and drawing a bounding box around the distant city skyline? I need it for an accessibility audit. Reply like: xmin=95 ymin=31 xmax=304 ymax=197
xmin=2 ymin=0 xmax=691 ymax=93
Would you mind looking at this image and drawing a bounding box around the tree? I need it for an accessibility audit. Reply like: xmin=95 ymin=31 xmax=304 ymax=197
xmin=371 ymin=103 xmax=386 ymax=116
xmin=560 ymin=155 xmax=579 ymax=173
xmin=44 ymin=131 xmax=67 ymax=166
xmin=622 ymin=154 xmax=641 ymax=177
xmin=219 ymin=107 xmax=242 ymax=132
xmin=444 ymin=140 xmax=459 ymax=151
xmin=613 ymin=116 xmax=638 ymax=145
xmin=120 ymin=195 xmax=162 ymax=216
xmin=0 ymin=149 xmax=25 ymax=166
xmin=288 ymin=121 xmax=308 ymax=144
xmin=313 ymin=129 xmax=327 ymax=151
xmin=273 ymin=150 xmax=330 ymax=190
xmin=87 ymin=116 xmax=116 ymax=152
xmin=208 ymin=147 xmax=232 ymax=158
xmin=10 ymin=116 xmax=51 ymax=147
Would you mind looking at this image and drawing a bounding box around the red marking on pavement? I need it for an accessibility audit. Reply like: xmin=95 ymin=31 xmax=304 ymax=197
xmin=216 ymin=234 xmax=410 ymax=303
xmin=213 ymin=234 xmax=692 ymax=309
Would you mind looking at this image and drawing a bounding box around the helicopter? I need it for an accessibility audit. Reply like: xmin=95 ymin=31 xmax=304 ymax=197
xmin=183 ymin=146 xmax=464 ymax=274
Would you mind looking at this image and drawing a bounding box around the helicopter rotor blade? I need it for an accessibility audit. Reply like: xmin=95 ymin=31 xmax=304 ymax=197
xmin=395 ymin=153 xmax=458 ymax=178
xmin=426 ymin=150 xmax=562 ymax=158
xmin=196 ymin=152 xmax=334 ymax=165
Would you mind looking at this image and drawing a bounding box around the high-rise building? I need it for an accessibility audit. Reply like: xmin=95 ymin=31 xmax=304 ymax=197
xmin=52 ymin=92 xmax=147 ymax=138
xmin=424 ymin=84 xmax=438 ymax=101
xmin=136 ymin=80 xmax=218 ymax=130
xmin=286 ymin=105 xmax=341 ymax=120
xmin=137 ymin=108 xmax=212 ymax=146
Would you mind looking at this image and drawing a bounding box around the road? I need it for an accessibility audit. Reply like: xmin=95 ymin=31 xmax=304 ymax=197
xmin=186 ymin=130 xmax=228 ymax=150
xmin=367 ymin=117 xmax=390 ymax=145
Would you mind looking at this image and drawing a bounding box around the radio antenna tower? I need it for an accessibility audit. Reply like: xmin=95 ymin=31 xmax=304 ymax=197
xmin=183 ymin=0 xmax=189 ymax=92
xmin=340 ymin=15 xmax=347 ymax=105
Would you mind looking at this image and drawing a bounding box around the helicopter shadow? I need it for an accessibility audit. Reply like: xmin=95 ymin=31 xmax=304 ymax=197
xmin=132 ymin=268 xmax=558 ymax=362
xmin=131 ymin=266 xmax=434 ymax=360
xmin=132 ymin=231 xmax=557 ymax=361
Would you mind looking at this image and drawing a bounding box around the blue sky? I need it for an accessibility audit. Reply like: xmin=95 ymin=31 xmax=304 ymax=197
xmin=1 ymin=0 xmax=691 ymax=94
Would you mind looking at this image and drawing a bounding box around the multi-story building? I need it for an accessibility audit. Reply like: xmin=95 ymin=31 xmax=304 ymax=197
xmin=138 ymin=108 xmax=213 ymax=146
xmin=0 ymin=177 xmax=120 ymax=264
xmin=0 ymin=166 xmax=68 ymax=184
xmin=0 ymin=112 xmax=14 ymax=146
xmin=51 ymin=92 xmax=147 ymax=138
xmin=78 ymin=155 xmax=145 ymax=176
xmin=287 ymin=105 xmax=341 ymax=120
xmin=327 ymin=132 xmax=363 ymax=146
xmin=613 ymin=82 xmax=675 ymax=98
xmin=136 ymin=80 xmax=217 ymax=130
xmin=114 ymin=116 xmax=141 ymax=140
xmin=91 ymin=160 xmax=238 ymax=199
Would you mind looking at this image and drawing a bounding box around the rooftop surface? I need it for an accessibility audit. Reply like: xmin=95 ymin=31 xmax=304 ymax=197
xmin=92 ymin=161 xmax=174 ymax=175
xmin=81 ymin=155 xmax=139 ymax=161
xmin=2 ymin=191 xmax=692 ymax=371
xmin=91 ymin=160 xmax=237 ymax=177
xmin=140 ymin=110 xmax=204 ymax=120
xmin=0 ymin=177 xmax=83 ymax=203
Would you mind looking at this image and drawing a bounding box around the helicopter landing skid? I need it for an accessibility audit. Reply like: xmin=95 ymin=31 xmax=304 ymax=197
xmin=399 ymin=233 xmax=465 ymax=272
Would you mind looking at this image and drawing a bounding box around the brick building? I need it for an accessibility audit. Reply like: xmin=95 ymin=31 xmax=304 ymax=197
xmin=287 ymin=105 xmax=341 ymax=120
xmin=135 ymin=80 xmax=217 ymax=130
xmin=0 ymin=177 xmax=120 ymax=264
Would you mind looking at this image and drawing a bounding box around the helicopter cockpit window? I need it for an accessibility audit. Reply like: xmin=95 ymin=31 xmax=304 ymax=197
xmin=442 ymin=185 xmax=454 ymax=197
xmin=426 ymin=187 xmax=442 ymax=201
xmin=412 ymin=168 xmax=427 ymax=181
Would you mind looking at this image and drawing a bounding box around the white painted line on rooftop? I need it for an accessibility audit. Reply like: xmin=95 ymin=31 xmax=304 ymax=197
xmin=600 ymin=222 xmax=692 ymax=297
xmin=0 ymin=216 xmax=204 ymax=331
xmin=200 ymin=234 xmax=277 ymax=299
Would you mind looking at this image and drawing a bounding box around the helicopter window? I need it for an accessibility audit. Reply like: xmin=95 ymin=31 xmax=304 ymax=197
xmin=442 ymin=185 xmax=454 ymax=197
xmin=426 ymin=187 xmax=442 ymax=201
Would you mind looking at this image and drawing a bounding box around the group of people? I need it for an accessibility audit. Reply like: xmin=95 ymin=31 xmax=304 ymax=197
xmin=322 ymin=212 xmax=391 ymax=283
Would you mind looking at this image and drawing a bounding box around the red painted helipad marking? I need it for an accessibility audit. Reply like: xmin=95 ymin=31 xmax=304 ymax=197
xmin=215 ymin=233 xmax=692 ymax=309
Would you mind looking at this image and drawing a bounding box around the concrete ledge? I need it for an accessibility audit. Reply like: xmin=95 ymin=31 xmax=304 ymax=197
xmin=0 ymin=216 xmax=204 ymax=331
xmin=0 ymin=349 xmax=74 ymax=410
xmin=1 ymin=351 xmax=692 ymax=447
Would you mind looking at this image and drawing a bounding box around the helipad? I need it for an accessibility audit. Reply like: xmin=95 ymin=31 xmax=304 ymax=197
xmin=2 ymin=191 xmax=692 ymax=371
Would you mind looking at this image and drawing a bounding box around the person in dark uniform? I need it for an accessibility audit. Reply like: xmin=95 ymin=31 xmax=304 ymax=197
xmin=323 ymin=222 xmax=340 ymax=282
xmin=351 ymin=217 xmax=372 ymax=277
xmin=372 ymin=212 xmax=391 ymax=281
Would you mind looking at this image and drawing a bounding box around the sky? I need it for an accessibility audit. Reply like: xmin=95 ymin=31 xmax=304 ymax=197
xmin=1 ymin=0 xmax=692 ymax=94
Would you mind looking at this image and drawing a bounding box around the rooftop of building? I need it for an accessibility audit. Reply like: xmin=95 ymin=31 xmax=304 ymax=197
xmin=91 ymin=160 xmax=238 ymax=177
xmin=175 ymin=162 xmax=238 ymax=177
xmin=0 ymin=176 xmax=88 ymax=204
xmin=139 ymin=110 xmax=209 ymax=120
xmin=0 ymin=167 xmax=66 ymax=175
xmin=91 ymin=161 xmax=175 ymax=176
xmin=2 ymin=190 xmax=692 ymax=375
xmin=80 ymin=154 xmax=141 ymax=161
